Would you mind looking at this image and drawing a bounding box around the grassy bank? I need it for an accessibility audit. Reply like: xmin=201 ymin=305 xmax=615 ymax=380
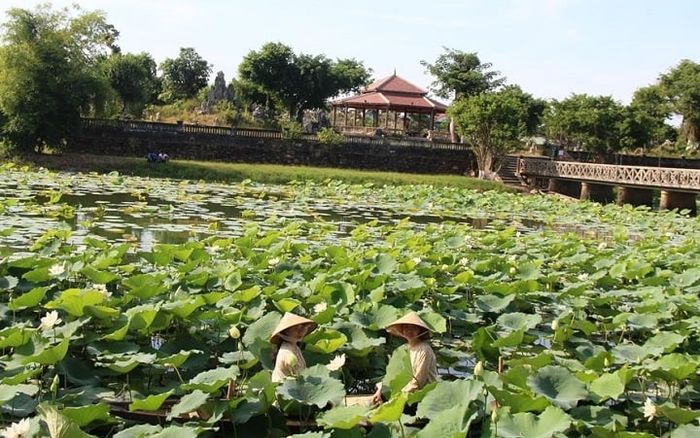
xmin=15 ymin=152 xmax=513 ymax=191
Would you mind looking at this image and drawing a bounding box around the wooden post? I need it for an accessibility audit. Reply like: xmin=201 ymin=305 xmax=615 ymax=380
xmin=344 ymin=107 xmax=348 ymax=128
xmin=385 ymin=108 xmax=390 ymax=128
xmin=403 ymin=112 xmax=408 ymax=133
xmin=394 ymin=111 xmax=398 ymax=131
xmin=332 ymin=106 xmax=337 ymax=127
xmin=430 ymin=110 xmax=435 ymax=130
xmin=353 ymin=109 xmax=358 ymax=127
xmin=374 ymin=109 xmax=379 ymax=127
xmin=361 ymin=109 xmax=366 ymax=127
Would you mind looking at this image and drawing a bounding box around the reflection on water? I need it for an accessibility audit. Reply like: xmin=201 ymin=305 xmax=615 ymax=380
xmin=0 ymin=176 xmax=625 ymax=253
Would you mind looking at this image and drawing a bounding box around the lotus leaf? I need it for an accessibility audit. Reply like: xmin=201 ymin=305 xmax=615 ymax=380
xmin=276 ymin=365 xmax=344 ymax=408
xmin=168 ymin=390 xmax=209 ymax=419
xmin=369 ymin=393 xmax=406 ymax=423
xmin=527 ymin=366 xmax=588 ymax=409
xmin=316 ymin=405 xmax=370 ymax=429
xmin=496 ymin=405 xmax=572 ymax=438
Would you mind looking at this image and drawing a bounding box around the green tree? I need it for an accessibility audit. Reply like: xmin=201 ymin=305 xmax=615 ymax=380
xmin=238 ymin=42 xmax=371 ymax=122
xmin=0 ymin=5 xmax=115 ymax=152
xmin=544 ymin=94 xmax=625 ymax=157
xmin=619 ymin=86 xmax=676 ymax=151
xmin=160 ymin=47 xmax=212 ymax=102
xmin=421 ymin=48 xmax=505 ymax=142
xmin=449 ymin=86 xmax=540 ymax=178
xmin=659 ymin=59 xmax=700 ymax=149
xmin=101 ymin=52 xmax=159 ymax=117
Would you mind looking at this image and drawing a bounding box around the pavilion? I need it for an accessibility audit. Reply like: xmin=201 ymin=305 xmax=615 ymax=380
xmin=330 ymin=72 xmax=449 ymax=136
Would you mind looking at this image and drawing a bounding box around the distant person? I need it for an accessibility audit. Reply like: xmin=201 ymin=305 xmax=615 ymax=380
xmin=372 ymin=312 xmax=438 ymax=405
xmin=270 ymin=313 xmax=318 ymax=383
xmin=158 ymin=152 xmax=169 ymax=162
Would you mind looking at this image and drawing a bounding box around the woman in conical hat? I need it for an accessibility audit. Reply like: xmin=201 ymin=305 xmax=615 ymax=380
xmin=271 ymin=313 xmax=318 ymax=383
xmin=372 ymin=311 xmax=438 ymax=404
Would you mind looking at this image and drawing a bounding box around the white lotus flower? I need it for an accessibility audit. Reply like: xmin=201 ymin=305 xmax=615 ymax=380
xmin=551 ymin=319 xmax=560 ymax=331
xmin=577 ymin=273 xmax=589 ymax=281
xmin=643 ymin=398 xmax=656 ymax=421
xmin=206 ymin=245 xmax=221 ymax=255
xmin=313 ymin=302 xmax=328 ymax=314
xmin=326 ymin=353 xmax=346 ymax=371
xmin=474 ymin=361 xmax=484 ymax=376
xmin=412 ymin=257 xmax=422 ymax=264
xmin=228 ymin=326 xmax=240 ymax=339
xmin=40 ymin=311 xmax=62 ymax=331
xmin=598 ymin=242 xmax=607 ymax=250
xmin=268 ymin=257 xmax=280 ymax=266
xmin=92 ymin=283 xmax=111 ymax=299
xmin=1 ymin=418 xmax=31 ymax=438
xmin=49 ymin=264 xmax=65 ymax=277
xmin=459 ymin=257 xmax=469 ymax=266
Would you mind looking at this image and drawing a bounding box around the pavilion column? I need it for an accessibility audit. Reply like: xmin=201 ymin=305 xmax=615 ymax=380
xmin=403 ymin=112 xmax=408 ymax=132
xmin=374 ymin=109 xmax=379 ymax=127
xmin=344 ymin=107 xmax=348 ymax=128
xmin=394 ymin=112 xmax=398 ymax=131
xmin=361 ymin=109 xmax=366 ymax=127
xmin=430 ymin=110 xmax=435 ymax=130
xmin=332 ymin=107 xmax=337 ymax=127
xmin=353 ymin=109 xmax=358 ymax=127
xmin=385 ymin=108 xmax=390 ymax=128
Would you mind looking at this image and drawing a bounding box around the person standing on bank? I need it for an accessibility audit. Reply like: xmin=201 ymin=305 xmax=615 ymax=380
xmin=372 ymin=312 xmax=438 ymax=404
xmin=270 ymin=313 xmax=318 ymax=383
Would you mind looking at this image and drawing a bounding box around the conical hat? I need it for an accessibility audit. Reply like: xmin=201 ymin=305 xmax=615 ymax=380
xmin=270 ymin=313 xmax=318 ymax=344
xmin=385 ymin=311 xmax=432 ymax=338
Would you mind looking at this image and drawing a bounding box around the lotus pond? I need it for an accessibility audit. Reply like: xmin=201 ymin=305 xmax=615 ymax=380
xmin=0 ymin=163 xmax=699 ymax=437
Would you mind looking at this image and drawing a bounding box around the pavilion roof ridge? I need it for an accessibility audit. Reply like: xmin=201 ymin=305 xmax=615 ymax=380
xmin=365 ymin=72 xmax=429 ymax=95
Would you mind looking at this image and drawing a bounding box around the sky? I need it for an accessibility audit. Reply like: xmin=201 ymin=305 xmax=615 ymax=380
xmin=0 ymin=0 xmax=699 ymax=104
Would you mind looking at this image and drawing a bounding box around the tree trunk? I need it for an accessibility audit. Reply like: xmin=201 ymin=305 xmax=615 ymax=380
xmin=449 ymin=117 xmax=457 ymax=143
xmin=474 ymin=144 xmax=496 ymax=179
xmin=678 ymin=116 xmax=699 ymax=148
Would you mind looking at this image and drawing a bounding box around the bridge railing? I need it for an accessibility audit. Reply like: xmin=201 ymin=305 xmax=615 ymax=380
xmin=80 ymin=118 xmax=471 ymax=152
xmin=517 ymin=156 xmax=700 ymax=192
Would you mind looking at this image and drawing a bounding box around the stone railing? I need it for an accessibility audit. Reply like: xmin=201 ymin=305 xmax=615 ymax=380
xmin=517 ymin=157 xmax=700 ymax=192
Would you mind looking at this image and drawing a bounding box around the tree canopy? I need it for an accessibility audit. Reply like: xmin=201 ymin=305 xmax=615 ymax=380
xmin=421 ymin=48 xmax=505 ymax=100
xmin=159 ymin=47 xmax=212 ymax=102
xmin=659 ymin=59 xmax=700 ymax=149
xmin=101 ymin=52 xmax=160 ymax=117
xmin=0 ymin=5 xmax=115 ymax=151
xmin=238 ymin=42 xmax=371 ymax=121
xmin=449 ymin=85 xmax=543 ymax=177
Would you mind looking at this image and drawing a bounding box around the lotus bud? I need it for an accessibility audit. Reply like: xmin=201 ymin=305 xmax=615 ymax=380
xmin=509 ymin=267 xmax=517 ymax=275
xmin=474 ymin=361 xmax=484 ymax=377
xmin=551 ymin=319 xmax=559 ymax=331
xmin=491 ymin=408 xmax=499 ymax=423
xmin=228 ymin=326 xmax=241 ymax=340
xmin=604 ymin=357 xmax=611 ymax=367
xmin=50 ymin=374 xmax=59 ymax=393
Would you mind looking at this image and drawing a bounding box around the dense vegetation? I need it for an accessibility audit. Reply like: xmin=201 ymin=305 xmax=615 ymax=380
xmin=0 ymin=165 xmax=698 ymax=437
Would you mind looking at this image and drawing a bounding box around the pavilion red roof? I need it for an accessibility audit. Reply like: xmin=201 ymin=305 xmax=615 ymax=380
xmin=332 ymin=73 xmax=448 ymax=113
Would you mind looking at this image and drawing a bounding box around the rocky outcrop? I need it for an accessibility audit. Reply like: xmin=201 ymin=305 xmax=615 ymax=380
xmin=201 ymin=72 xmax=236 ymax=113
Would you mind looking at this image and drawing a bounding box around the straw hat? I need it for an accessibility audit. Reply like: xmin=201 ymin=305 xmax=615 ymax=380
xmin=270 ymin=313 xmax=318 ymax=344
xmin=385 ymin=311 xmax=432 ymax=339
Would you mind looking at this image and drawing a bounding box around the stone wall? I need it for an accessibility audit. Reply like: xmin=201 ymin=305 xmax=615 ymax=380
xmin=69 ymin=126 xmax=476 ymax=175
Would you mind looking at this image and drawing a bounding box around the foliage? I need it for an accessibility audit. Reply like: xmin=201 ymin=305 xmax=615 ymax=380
xmin=659 ymin=59 xmax=700 ymax=149
xmin=101 ymin=52 xmax=160 ymax=117
xmin=0 ymin=4 xmax=116 ymax=152
xmin=280 ymin=119 xmax=303 ymax=140
xmin=544 ymin=93 xmax=626 ymax=156
xmin=159 ymin=47 xmax=212 ymax=102
xmin=449 ymin=85 xmax=542 ymax=177
xmin=421 ymin=47 xmax=505 ymax=100
xmin=238 ymin=42 xmax=371 ymax=121
xmin=0 ymin=165 xmax=699 ymax=436
xmin=316 ymin=127 xmax=344 ymax=145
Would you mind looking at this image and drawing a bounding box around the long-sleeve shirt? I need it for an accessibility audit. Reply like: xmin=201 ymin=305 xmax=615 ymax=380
xmin=402 ymin=341 xmax=438 ymax=393
xmin=271 ymin=341 xmax=306 ymax=383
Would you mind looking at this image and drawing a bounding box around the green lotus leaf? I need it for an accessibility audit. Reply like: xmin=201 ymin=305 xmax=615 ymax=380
xmin=287 ymin=433 xmax=329 ymax=438
xmin=23 ymin=337 xmax=70 ymax=365
xmin=493 ymin=328 xmax=525 ymax=348
xmin=374 ymin=253 xmax=397 ymax=275
xmin=672 ymin=268 xmax=700 ymax=288
xmin=156 ymin=350 xmax=199 ymax=368
xmin=80 ymin=266 xmax=118 ymax=284
xmin=350 ymin=304 xmax=400 ymax=330
xmin=382 ymin=345 xmax=412 ymax=395
xmin=114 ymin=424 xmax=163 ymax=438
xmin=0 ymin=383 xmax=39 ymax=402
xmin=9 ymin=286 xmax=48 ymax=310
xmin=61 ymin=403 xmax=113 ymax=427
xmin=304 ymin=328 xmax=347 ymax=354
xmin=644 ymin=332 xmax=685 ymax=355
xmin=0 ymin=275 xmax=19 ymax=291
xmin=22 ymin=266 xmax=51 ymax=283
xmin=37 ymin=403 xmax=93 ymax=438
xmin=150 ymin=425 xmax=201 ymax=438
xmin=415 ymin=379 xmax=483 ymax=419
xmin=232 ymin=285 xmax=262 ymax=303
xmin=472 ymin=327 xmax=500 ymax=363
xmin=590 ymin=371 xmax=625 ymax=401
xmin=626 ymin=313 xmax=658 ymax=330
xmin=46 ymin=288 xmax=105 ymax=317
xmin=569 ymin=405 xmax=628 ymax=430
xmin=316 ymin=405 xmax=370 ymax=429
xmin=416 ymin=404 xmax=478 ymax=438
xmin=669 ymin=424 xmax=700 ymax=438
xmin=527 ymin=366 xmax=588 ymax=410
xmin=276 ymin=365 xmax=345 ymax=408
xmin=242 ymin=311 xmax=281 ymax=347
xmin=0 ymin=327 xmax=34 ymax=349
xmin=335 ymin=323 xmax=384 ymax=357
xmin=497 ymin=405 xmax=572 ymax=438
xmin=122 ymin=273 xmax=168 ymax=299
xmin=611 ymin=343 xmax=650 ymax=364
xmin=162 ymin=297 xmax=206 ymax=319
xmin=647 ymin=354 xmax=697 ymax=380
xmin=658 ymin=403 xmax=700 ymax=424
xmin=129 ymin=390 xmax=175 ymax=412
xmin=184 ymin=366 xmax=239 ymax=393
xmin=488 ymin=386 xmax=549 ymax=413
xmin=168 ymin=390 xmax=209 ymax=420
xmin=84 ymin=305 xmax=119 ymax=320
xmin=418 ymin=310 xmax=447 ymax=333
xmin=274 ymin=297 xmax=301 ymax=313
xmin=369 ymin=393 xmax=406 ymax=423
xmin=497 ymin=312 xmax=542 ymax=332
xmin=476 ymin=294 xmax=515 ymax=313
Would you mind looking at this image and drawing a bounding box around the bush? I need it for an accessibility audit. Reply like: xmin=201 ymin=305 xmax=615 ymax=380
xmin=214 ymin=101 xmax=240 ymax=126
xmin=280 ymin=120 xmax=303 ymax=140
xmin=317 ymin=127 xmax=344 ymax=145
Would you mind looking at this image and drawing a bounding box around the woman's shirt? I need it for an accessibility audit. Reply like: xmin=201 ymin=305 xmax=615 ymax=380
xmin=271 ymin=341 xmax=306 ymax=383
xmin=402 ymin=341 xmax=438 ymax=393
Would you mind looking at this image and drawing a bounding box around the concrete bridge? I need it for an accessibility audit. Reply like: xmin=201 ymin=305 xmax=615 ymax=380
xmin=516 ymin=156 xmax=700 ymax=215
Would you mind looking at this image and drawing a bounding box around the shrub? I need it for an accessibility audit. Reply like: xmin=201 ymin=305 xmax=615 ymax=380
xmin=280 ymin=120 xmax=303 ymax=140
xmin=317 ymin=127 xmax=344 ymax=145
